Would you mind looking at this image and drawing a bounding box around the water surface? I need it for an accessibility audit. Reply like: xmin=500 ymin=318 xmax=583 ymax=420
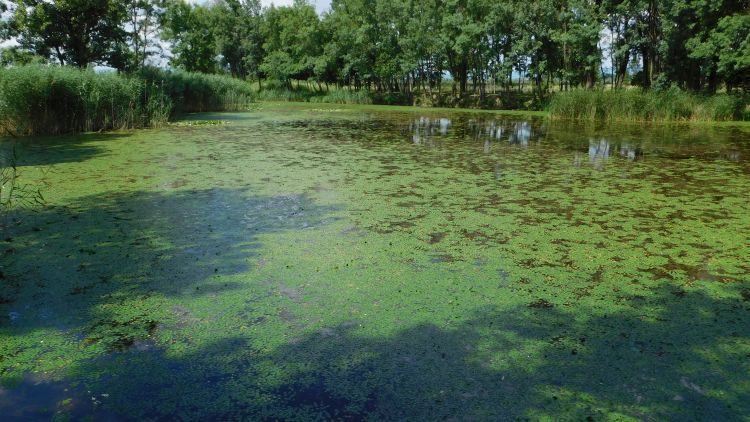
xmin=1 ymin=104 xmax=749 ymax=420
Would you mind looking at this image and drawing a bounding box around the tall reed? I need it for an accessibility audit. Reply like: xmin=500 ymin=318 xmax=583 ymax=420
xmin=138 ymin=68 xmax=256 ymax=113
xmin=0 ymin=65 xmax=257 ymax=136
xmin=308 ymin=89 xmax=373 ymax=104
xmin=0 ymin=65 xmax=171 ymax=135
xmin=548 ymin=89 xmax=747 ymax=122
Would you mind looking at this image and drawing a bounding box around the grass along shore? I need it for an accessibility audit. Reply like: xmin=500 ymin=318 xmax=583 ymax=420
xmin=548 ymin=89 xmax=749 ymax=122
xmin=0 ymin=65 xmax=255 ymax=136
xmin=1 ymin=65 xmax=748 ymax=137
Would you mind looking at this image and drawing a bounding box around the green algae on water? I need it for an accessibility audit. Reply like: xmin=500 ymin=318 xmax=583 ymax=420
xmin=1 ymin=103 xmax=749 ymax=420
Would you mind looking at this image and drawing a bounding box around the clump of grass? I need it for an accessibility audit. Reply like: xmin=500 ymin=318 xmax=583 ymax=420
xmin=0 ymin=65 xmax=257 ymax=136
xmin=1 ymin=142 xmax=44 ymax=213
xmin=548 ymin=89 xmax=747 ymax=122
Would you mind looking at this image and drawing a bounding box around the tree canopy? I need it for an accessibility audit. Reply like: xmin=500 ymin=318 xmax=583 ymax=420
xmin=1 ymin=0 xmax=748 ymax=93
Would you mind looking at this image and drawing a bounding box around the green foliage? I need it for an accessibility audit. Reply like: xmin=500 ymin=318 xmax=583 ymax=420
xmin=688 ymin=13 xmax=750 ymax=91
xmin=123 ymin=0 xmax=162 ymax=71
xmin=2 ymin=0 xmax=748 ymax=118
xmin=548 ymin=89 xmax=748 ymax=122
xmin=0 ymin=65 xmax=171 ymax=135
xmin=138 ymin=67 xmax=256 ymax=113
xmin=308 ymin=89 xmax=373 ymax=105
xmin=1 ymin=0 xmax=749 ymax=96
xmin=255 ymin=86 xmax=372 ymax=104
xmin=160 ymin=1 xmax=219 ymax=73
xmin=0 ymin=47 xmax=45 ymax=67
xmin=3 ymin=0 xmax=129 ymax=68
xmin=0 ymin=65 xmax=256 ymax=135
xmin=213 ymin=0 xmax=264 ymax=78
xmin=259 ymin=1 xmax=321 ymax=86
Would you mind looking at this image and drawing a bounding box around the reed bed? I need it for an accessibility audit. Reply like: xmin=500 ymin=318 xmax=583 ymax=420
xmin=0 ymin=65 xmax=256 ymax=136
xmin=548 ymin=89 xmax=748 ymax=122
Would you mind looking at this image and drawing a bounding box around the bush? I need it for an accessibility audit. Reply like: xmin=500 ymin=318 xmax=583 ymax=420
xmin=548 ymin=89 xmax=747 ymax=122
xmin=255 ymin=87 xmax=314 ymax=102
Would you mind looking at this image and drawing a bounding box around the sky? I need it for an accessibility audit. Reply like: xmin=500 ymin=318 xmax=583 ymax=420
xmin=190 ymin=0 xmax=331 ymax=15
xmin=262 ymin=0 xmax=330 ymax=15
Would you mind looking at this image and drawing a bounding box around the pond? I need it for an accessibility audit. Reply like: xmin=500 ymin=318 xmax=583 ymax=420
xmin=1 ymin=103 xmax=749 ymax=420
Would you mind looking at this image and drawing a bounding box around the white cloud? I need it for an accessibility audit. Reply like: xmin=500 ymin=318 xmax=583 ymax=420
xmin=265 ymin=0 xmax=330 ymax=15
xmin=1 ymin=39 xmax=19 ymax=49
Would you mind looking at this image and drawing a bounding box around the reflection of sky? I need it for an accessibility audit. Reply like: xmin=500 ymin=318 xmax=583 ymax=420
xmin=411 ymin=117 xmax=451 ymax=145
xmin=410 ymin=117 xmax=543 ymax=149
xmin=472 ymin=121 xmax=534 ymax=146
xmin=584 ymin=138 xmax=645 ymax=169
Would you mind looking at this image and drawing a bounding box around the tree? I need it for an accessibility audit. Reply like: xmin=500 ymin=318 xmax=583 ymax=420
xmin=3 ymin=0 xmax=128 ymax=67
xmin=124 ymin=0 xmax=162 ymax=71
xmin=688 ymin=13 xmax=750 ymax=92
xmin=160 ymin=0 xmax=218 ymax=73
xmin=213 ymin=0 xmax=264 ymax=79
xmin=261 ymin=1 xmax=321 ymax=87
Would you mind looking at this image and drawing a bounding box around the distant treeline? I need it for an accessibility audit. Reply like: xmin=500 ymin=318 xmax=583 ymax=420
xmin=2 ymin=0 xmax=749 ymax=99
xmin=0 ymin=66 xmax=254 ymax=135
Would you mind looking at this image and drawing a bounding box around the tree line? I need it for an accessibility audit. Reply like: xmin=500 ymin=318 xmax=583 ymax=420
xmin=2 ymin=0 xmax=748 ymax=98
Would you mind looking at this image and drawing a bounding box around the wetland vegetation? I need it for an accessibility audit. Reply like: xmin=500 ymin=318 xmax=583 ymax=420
xmin=0 ymin=66 xmax=255 ymax=136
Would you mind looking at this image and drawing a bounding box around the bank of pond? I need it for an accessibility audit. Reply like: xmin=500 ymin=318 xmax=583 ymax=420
xmin=0 ymin=65 xmax=748 ymax=136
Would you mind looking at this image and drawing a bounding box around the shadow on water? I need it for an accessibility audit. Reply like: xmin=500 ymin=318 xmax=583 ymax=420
xmin=0 ymin=132 xmax=133 ymax=167
xmin=5 ymin=285 xmax=746 ymax=420
xmin=0 ymin=188 xmax=337 ymax=350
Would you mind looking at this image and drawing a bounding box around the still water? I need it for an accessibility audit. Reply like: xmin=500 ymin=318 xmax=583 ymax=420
xmin=1 ymin=104 xmax=749 ymax=420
